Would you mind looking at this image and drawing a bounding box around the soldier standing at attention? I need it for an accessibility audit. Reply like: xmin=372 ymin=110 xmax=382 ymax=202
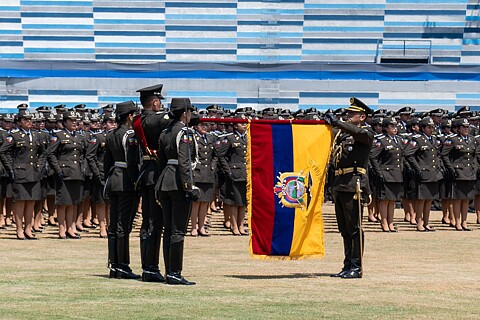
xmin=47 ymin=110 xmax=86 ymax=239
xmin=441 ymin=118 xmax=477 ymax=231
xmin=369 ymin=117 xmax=404 ymax=232
xmin=104 ymin=101 xmax=141 ymax=279
xmin=133 ymin=84 xmax=172 ymax=282
xmin=189 ymin=113 xmax=217 ymax=237
xmin=325 ymin=98 xmax=373 ymax=279
xmin=156 ymin=98 xmax=198 ymax=285
xmin=404 ymin=117 xmax=443 ymax=232
xmin=0 ymin=108 xmax=46 ymax=240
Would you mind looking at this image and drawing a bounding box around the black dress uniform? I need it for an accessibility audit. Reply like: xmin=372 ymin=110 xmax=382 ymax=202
xmin=369 ymin=118 xmax=404 ymax=201
xmin=0 ymin=111 xmax=46 ymax=201
xmin=86 ymin=128 xmax=108 ymax=205
xmin=326 ymin=98 xmax=373 ymax=279
xmin=193 ymin=124 xmax=218 ymax=203
xmin=404 ymin=118 xmax=443 ymax=200
xmin=37 ymin=126 xmax=54 ymax=199
xmin=134 ymin=84 xmax=172 ymax=282
xmin=156 ymin=98 xmax=197 ymax=285
xmin=437 ymin=120 xmax=453 ymax=200
xmin=104 ymin=101 xmax=140 ymax=279
xmin=441 ymin=118 xmax=478 ymax=200
xmin=216 ymin=126 xmax=248 ymax=207
xmin=0 ymin=114 xmax=15 ymax=199
xmin=0 ymin=125 xmax=8 ymax=199
xmin=46 ymin=112 xmax=86 ymax=206
xmin=78 ymin=127 xmax=94 ymax=200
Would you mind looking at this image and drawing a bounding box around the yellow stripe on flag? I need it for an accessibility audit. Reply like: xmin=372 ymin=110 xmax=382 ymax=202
xmin=289 ymin=124 xmax=333 ymax=258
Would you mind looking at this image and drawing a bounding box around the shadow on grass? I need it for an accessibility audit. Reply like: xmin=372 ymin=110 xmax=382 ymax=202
xmin=226 ymin=273 xmax=332 ymax=280
xmin=91 ymin=274 xmax=114 ymax=279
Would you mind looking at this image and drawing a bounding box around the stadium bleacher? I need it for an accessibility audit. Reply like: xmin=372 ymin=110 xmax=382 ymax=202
xmin=0 ymin=0 xmax=479 ymax=112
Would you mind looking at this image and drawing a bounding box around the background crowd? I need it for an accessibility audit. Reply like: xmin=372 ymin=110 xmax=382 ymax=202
xmin=0 ymin=102 xmax=478 ymax=240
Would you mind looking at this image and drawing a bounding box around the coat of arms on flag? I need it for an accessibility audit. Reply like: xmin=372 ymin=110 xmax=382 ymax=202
xmin=274 ymin=171 xmax=312 ymax=210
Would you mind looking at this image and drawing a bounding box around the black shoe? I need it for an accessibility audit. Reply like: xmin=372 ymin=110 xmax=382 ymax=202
xmin=330 ymin=269 xmax=349 ymax=278
xmin=341 ymin=269 xmax=362 ymax=279
xmin=142 ymin=271 xmax=166 ymax=283
xmin=441 ymin=218 xmax=450 ymax=225
xmin=116 ymin=267 xmax=141 ymax=280
xmin=462 ymin=225 xmax=473 ymax=231
xmin=109 ymin=268 xmax=117 ymax=279
xmin=16 ymin=235 xmax=26 ymax=240
xmin=166 ymin=273 xmax=196 ymax=285
xmin=66 ymin=232 xmax=81 ymax=239
xmin=25 ymin=234 xmax=39 ymax=240
xmin=58 ymin=235 xmax=67 ymax=240
xmin=198 ymin=229 xmax=210 ymax=237
xmin=424 ymin=225 xmax=435 ymax=232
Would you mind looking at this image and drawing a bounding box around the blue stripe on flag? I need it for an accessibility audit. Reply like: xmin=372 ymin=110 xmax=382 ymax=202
xmin=270 ymin=124 xmax=295 ymax=256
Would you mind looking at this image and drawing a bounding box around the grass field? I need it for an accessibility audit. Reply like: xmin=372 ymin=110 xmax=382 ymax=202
xmin=0 ymin=204 xmax=479 ymax=320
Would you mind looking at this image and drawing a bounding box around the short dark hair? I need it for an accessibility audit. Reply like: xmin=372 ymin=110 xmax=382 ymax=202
xmin=140 ymin=95 xmax=157 ymax=108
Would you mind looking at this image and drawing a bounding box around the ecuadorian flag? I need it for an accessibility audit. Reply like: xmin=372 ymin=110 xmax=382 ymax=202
xmin=247 ymin=122 xmax=332 ymax=260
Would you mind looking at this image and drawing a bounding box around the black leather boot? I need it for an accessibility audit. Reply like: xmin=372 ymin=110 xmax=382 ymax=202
xmin=117 ymin=236 xmax=130 ymax=266
xmin=116 ymin=237 xmax=140 ymax=279
xmin=165 ymin=241 xmax=194 ymax=285
xmin=342 ymin=233 xmax=363 ymax=279
xmin=107 ymin=235 xmax=118 ymax=278
xmin=331 ymin=237 xmax=352 ymax=277
xmin=141 ymin=230 xmax=164 ymax=282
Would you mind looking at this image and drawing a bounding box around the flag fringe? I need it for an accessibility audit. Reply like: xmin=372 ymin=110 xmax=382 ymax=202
xmin=246 ymin=121 xmax=253 ymax=238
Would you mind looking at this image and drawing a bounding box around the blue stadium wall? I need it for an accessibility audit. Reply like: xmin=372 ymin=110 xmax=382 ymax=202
xmin=1 ymin=0 xmax=480 ymax=113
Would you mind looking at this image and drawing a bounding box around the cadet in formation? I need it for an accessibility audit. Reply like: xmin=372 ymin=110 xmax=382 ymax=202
xmin=104 ymin=101 xmax=141 ymax=279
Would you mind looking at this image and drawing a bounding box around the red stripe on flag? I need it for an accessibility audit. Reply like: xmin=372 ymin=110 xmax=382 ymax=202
xmin=250 ymin=123 xmax=275 ymax=255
